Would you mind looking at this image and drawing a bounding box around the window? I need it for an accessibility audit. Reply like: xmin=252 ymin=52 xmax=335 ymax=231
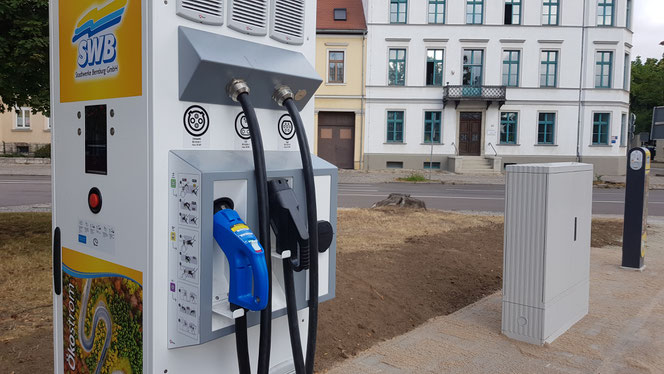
xmin=542 ymin=0 xmax=559 ymax=25
xmin=593 ymin=113 xmax=610 ymax=145
xmin=387 ymin=111 xmax=404 ymax=143
xmin=388 ymin=49 xmax=406 ymax=86
xmin=623 ymin=53 xmax=630 ymax=90
xmin=428 ymin=0 xmax=445 ymax=24
xmin=597 ymin=0 xmax=614 ymax=26
xmin=424 ymin=162 xmax=441 ymax=169
xmin=540 ymin=51 xmax=558 ymax=87
xmin=334 ymin=8 xmax=347 ymax=21
xmin=466 ymin=0 xmax=483 ymax=24
xmin=504 ymin=0 xmax=521 ymax=25
xmin=502 ymin=50 xmax=520 ymax=87
xmin=426 ymin=49 xmax=444 ymax=86
xmin=390 ymin=0 xmax=407 ymax=24
xmin=463 ymin=49 xmax=483 ymax=86
xmin=328 ymin=51 xmax=344 ymax=83
xmin=386 ymin=161 xmax=404 ymax=168
xmin=626 ymin=0 xmax=632 ymax=29
xmin=538 ymin=113 xmax=556 ymax=144
xmin=424 ymin=111 xmax=442 ymax=143
xmin=621 ymin=113 xmax=627 ymax=146
xmin=500 ymin=112 xmax=518 ymax=144
xmin=15 ymin=108 xmax=31 ymax=129
xmin=595 ymin=51 xmax=613 ymax=88
xmin=16 ymin=145 xmax=30 ymax=154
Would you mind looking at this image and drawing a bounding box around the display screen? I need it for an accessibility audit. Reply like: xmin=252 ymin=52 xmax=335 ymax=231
xmin=85 ymin=105 xmax=108 ymax=175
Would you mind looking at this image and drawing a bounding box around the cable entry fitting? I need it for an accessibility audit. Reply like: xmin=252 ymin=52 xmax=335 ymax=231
xmin=272 ymin=86 xmax=294 ymax=107
xmin=228 ymin=79 xmax=251 ymax=102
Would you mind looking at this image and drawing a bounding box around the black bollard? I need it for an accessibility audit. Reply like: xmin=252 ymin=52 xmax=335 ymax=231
xmin=621 ymin=147 xmax=651 ymax=270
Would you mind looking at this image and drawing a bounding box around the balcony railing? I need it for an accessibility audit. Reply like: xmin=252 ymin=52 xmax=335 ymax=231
xmin=443 ymin=85 xmax=506 ymax=109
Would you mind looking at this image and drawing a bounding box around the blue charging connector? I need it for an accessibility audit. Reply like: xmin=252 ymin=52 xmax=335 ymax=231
xmin=213 ymin=209 xmax=269 ymax=311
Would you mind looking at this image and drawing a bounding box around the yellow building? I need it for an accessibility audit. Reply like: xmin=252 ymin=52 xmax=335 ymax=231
xmin=314 ymin=0 xmax=367 ymax=170
xmin=0 ymin=104 xmax=51 ymax=155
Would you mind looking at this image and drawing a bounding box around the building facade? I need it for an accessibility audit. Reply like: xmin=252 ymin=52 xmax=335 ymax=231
xmin=362 ymin=0 xmax=633 ymax=175
xmin=314 ymin=0 xmax=367 ymax=169
xmin=0 ymin=105 xmax=51 ymax=155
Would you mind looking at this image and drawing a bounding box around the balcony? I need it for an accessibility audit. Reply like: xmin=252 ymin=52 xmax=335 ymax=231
xmin=443 ymin=85 xmax=506 ymax=109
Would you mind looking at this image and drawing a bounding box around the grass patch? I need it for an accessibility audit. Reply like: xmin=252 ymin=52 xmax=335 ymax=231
xmin=0 ymin=213 xmax=53 ymax=370
xmin=397 ymin=172 xmax=428 ymax=182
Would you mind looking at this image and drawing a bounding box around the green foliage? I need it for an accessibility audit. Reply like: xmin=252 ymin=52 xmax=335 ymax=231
xmin=0 ymin=0 xmax=50 ymax=116
xmin=630 ymin=56 xmax=664 ymax=134
xmin=33 ymin=143 xmax=51 ymax=158
xmin=398 ymin=172 xmax=428 ymax=182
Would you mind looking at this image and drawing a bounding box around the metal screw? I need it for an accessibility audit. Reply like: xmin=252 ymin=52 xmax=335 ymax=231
xmin=110 ymin=127 xmax=115 ymax=136
xmin=77 ymin=111 xmax=81 ymax=119
xmin=110 ymin=109 xmax=115 ymax=118
xmin=77 ymin=128 xmax=82 ymax=136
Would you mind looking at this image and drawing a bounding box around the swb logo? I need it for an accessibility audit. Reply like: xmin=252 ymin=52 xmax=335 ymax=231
xmin=72 ymin=0 xmax=127 ymax=79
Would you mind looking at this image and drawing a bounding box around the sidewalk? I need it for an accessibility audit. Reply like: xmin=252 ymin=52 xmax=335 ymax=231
xmin=327 ymin=222 xmax=664 ymax=374
xmin=339 ymin=169 xmax=505 ymax=185
xmin=0 ymin=159 xmax=51 ymax=176
xmin=340 ymin=169 xmax=664 ymax=189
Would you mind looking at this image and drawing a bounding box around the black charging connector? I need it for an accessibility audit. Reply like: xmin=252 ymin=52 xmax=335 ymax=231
xmin=268 ymin=179 xmax=310 ymax=271
xmin=213 ymin=197 xmax=235 ymax=214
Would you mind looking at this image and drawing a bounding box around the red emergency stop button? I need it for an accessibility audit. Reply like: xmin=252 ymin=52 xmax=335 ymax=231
xmin=88 ymin=187 xmax=102 ymax=214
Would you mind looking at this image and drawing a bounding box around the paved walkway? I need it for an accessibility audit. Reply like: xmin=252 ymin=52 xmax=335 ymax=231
xmin=340 ymin=169 xmax=664 ymax=190
xmin=0 ymin=162 xmax=50 ymax=176
xmin=327 ymin=221 xmax=664 ymax=374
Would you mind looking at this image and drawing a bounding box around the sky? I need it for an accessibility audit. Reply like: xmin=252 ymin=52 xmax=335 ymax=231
xmin=632 ymin=0 xmax=664 ymax=60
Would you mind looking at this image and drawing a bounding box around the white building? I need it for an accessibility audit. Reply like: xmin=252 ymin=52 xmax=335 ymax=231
xmin=361 ymin=0 xmax=633 ymax=175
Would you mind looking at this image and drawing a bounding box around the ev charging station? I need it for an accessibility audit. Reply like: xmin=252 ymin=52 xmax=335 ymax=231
xmin=49 ymin=0 xmax=337 ymax=373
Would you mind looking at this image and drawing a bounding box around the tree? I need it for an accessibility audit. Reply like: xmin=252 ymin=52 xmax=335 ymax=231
xmin=0 ymin=0 xmax=50 ymax=117
xmin=630 ymin=55 xmax=664 ymax=134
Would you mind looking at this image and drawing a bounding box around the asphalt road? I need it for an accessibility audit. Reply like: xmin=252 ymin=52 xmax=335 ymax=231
xmin=0 ymin=175 xmax=51 ymax=208
xmin=2 ymin=175 xmax=663 ymax=217
xmin=339 ymin=182 xmax=664 ymax=217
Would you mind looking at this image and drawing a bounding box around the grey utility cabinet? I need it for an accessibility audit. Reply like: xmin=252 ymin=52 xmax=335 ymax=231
xmin=502 ymin=163 xmax=593 ymax=345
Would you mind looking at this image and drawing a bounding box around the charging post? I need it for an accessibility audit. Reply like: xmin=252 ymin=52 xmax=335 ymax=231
xmin=622 ymin=147 xmax=651 ymax=270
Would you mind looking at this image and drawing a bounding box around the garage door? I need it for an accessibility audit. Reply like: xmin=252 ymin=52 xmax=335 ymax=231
xmin=318 ymin=112 xmax=355 ymax=169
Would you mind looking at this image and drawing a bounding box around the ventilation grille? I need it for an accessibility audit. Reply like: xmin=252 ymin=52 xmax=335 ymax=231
xmin=228 ymin=0 xmax=268 ymax=35
xmin=270 ymin=0 xmax=305 ymax=45
xmin=176 ymin=0 xmax=224 ymax=25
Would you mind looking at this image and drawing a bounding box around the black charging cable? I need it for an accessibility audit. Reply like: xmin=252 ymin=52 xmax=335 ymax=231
xmin=281 ymin=97 xmax=319 ymax=374
xmin=229 ymin=80 xmax=272 ymax=374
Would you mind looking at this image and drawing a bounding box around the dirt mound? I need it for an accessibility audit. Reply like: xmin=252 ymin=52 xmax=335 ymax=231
xmin=591 ymin=219 xmax=623 ymax=248
xmin=371 ymin=193 xmax=426 ymax=210
xmin=316 ymin=211 xmax=504 ymax=372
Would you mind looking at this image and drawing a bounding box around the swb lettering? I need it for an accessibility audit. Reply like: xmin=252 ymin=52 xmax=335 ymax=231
xmin=77 ymin=33 xmax=117 ymax=68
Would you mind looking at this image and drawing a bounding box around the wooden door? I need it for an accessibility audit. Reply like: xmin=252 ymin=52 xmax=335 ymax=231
xmin=458 ymin=112 xmax=482 ymax=156
xmin=318 ymin=112 xmax=355 ymax=169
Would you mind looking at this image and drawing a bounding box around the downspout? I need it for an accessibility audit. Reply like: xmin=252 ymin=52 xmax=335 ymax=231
xmin=359 ymin=31 xmax=367 ymax=170
xmin=575 ymin=0 xmax=588 ymax=162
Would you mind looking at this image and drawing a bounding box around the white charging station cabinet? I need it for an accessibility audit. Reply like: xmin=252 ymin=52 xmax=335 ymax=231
xmin=502 ymin=163 xmax=593 ymax=345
